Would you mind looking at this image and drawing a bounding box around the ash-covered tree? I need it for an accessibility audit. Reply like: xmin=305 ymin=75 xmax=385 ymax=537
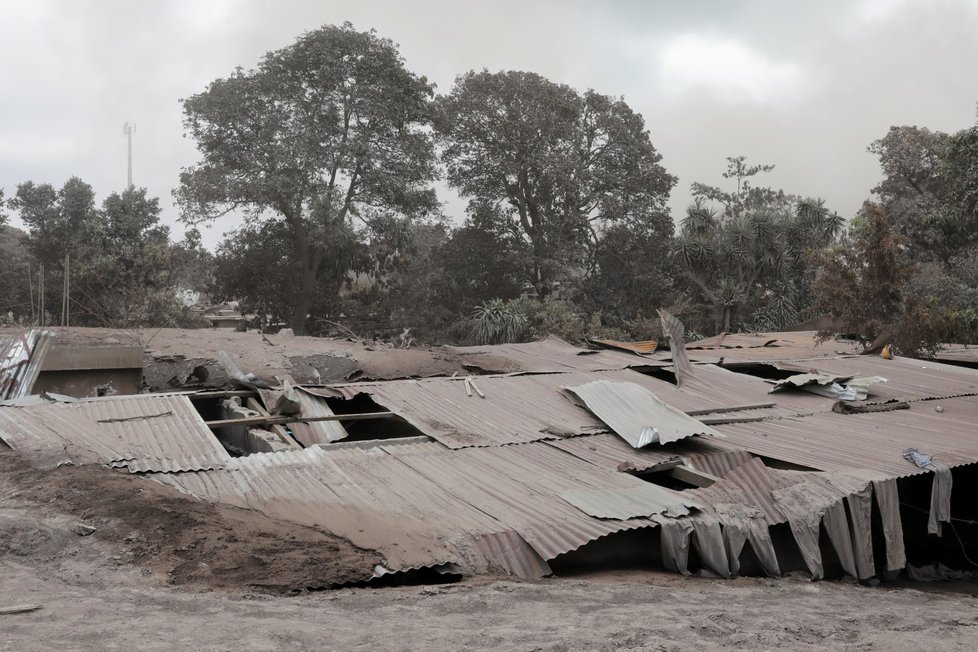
xmin=436 ymin=70 xmax=676 ymax=301
xmin=674 ymin=157 xmax=844 ymax=334
xmin=177 ymin=23 xmax=439 ymax=334
xmin=6 ymin=177 xmax=101 ymax=323
xmin=812 ymin=202 xmax=915 ymax=348
xmin=77 ymin=188 xmax=178 ymax=326
xmin=868 ymin=126 xmax=953 ymax=259
xmin=213 ymin=217 xmax=364 ymax=329
xmin=170 ymin=228 xmax=215 ymax=300
xmin=5 ymin=180 xmax=181 ymax=326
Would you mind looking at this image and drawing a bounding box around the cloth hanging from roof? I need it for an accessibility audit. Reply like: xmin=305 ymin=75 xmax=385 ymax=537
xmin=903 ymin=448 xmax=953 ymax=536
xmin=655 ymin=516 xmax=694 ymax=575
xmin=821 ymin=500 xmax=858 ymax=578
xmin=690 ymin=515 xmax=730 ymax=578
xmin=846 ymin=484 xmax=876 ymax=579
xmin=871 ymin=478 xmax=907 ymax=571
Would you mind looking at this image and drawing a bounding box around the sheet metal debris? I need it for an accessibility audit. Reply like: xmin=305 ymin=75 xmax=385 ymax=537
xmin=769 ymin=372 xmax=887 ymax=400
xmin=565 ymin=380 xmax=724 ymax=447
xmin=0 ymin=394 xmax=230 ymax=472
xmin=0 ymin=330 xmax=55 ymax=401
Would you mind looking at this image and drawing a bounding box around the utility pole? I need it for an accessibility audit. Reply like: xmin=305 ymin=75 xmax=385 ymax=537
xmin=123 ymin=120 xmax=135 ymax=189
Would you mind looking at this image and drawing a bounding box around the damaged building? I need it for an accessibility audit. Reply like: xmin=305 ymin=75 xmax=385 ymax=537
xmin=2 ymin=324 xmax=978 ymax=587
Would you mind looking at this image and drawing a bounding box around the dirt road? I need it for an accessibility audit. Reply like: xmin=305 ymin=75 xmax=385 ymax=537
xmin=4 ymin=552 xmax=978 ymax=651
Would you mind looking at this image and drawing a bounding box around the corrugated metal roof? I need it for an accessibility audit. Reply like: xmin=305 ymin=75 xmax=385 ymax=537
xmin=450 ymin=335 xmax=666 ymax=373
xmin=564 ymin=380 xmax=725 ymax=447
xmin=0 ymin=329 xmax=55 ymax=400
xmin=772 ymin=356 xmax=978 ymax=403
xmin=674 ymin=331 xmax=863 ymax=364
xmin=715 ymin=395 xmax=978 ymax=477
xmin=545 ymin=432 xmax=740 ymax=472
xmin=587 ymin=338 xmax=658 ymax=355
xmin=288 ymin=387 xmax=349 ymax=446
xmin=321 ymin=365 xmax=829 ymax=449
xmin=561 ymin=485 xmax=701 ymax=519
xmin=153 ymin=438 xmax=674 ymax=573
xmin=0 ymin=394 xmax=230 ymax=472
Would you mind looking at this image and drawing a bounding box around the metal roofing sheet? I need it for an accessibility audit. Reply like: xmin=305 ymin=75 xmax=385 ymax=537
xmin=154 ymin=437 xmax=671 ymax=572
xmin=450 ymin=335 xmax=665 ymax=373
xmin=715 ymin=395 xmax=978 ymax=477
xmin=0 ymin=330 xmax=54 ymax=400
xmin=588 ymin=338 xmax=658 ymax=355
xmin=289 ymin=387 xmax=349 ymax=446
xmin=772 ymin=356 xmax=978 ymax=403
xmin=324 ymin=366 xmax=824 ymax=449
xmin=561 ymin=485 xmax=701 ymax=519
xmin=564 ymin=380 xmax=725 ymax=447
xmin=0 ymin=394 xmax=230 ymax=472
xmin=544 ymin=432 xmax=741 ymax=473
xmin=672 ymin=331 xmax=863 ymax=364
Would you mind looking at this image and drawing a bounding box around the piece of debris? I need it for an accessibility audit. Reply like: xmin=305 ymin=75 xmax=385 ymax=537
xmin=277 ymin=328 xmax=295 ymax=337
xmin=73 ymin=523 xmax=97 ymax=536
xmin=770 ymin=372 xmax=886 ymax=400
xmin=217 ymin=350 xmax=271 ymax=390
xmin=832 ymin=400 xmax=909 ymax=414
xmin=0 ymin=605 xmax=42 ymax=615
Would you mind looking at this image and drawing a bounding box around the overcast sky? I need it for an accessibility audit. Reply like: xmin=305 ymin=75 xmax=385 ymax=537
xmin=2 ymin=0 xmax=977 ymax=249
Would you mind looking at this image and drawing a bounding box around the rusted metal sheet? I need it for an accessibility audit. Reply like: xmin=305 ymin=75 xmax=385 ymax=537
xmin=564 ymin=380 xmax=725 ymax=447
xmin=450 ymin=335 xmax=667 ymax=373
xmin=0 ymin=394 xmax=230 ymax=472
xmin=0 ymin=330 xmax=55 ymax=400
xmin=587 ymin=338 xmax=658 ymax=355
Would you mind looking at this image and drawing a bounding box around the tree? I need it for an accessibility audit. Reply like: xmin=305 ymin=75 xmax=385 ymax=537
xmin=170 ymin=228 xmax=216 ymax=298
xmin=0 ymin=189 xmax=7 ymax=228
xmin=577 ymin=221 xmax=676 ymax=329
xmin=674 ymin=158 xmax=844 ymax=333
xmin=436 ymin=70 xmax=676 ymax=300
xmin=5 ymin=180 xmax=184 ymax=327
xmin=0 ymin=225 xmax=31 ymax=323
xmin=868 ymin=126 xmax=952 ymax=259
xmin=6 ymin=177 xmax=101 ymax=324
xmin=812 ymin=202 xmax=913 ymax=346
xmin=75 ymin=187 xmax=177 ymax=327
xmin=177 ymin=23 xmax=439 ymax=334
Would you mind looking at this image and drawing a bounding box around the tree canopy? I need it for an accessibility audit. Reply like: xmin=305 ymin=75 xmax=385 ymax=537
xmin=177 ymin=23 xmax=439 ymax=333
xmin=436 ymin=70 xmax=676 ymax=300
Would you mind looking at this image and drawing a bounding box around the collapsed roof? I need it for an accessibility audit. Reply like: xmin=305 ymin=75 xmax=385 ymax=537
xmin=1 ymin=327 xmax=977 ymax=584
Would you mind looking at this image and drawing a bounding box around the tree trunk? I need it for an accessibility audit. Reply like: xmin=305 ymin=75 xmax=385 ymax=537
xmin=289 ymin=236 xmax=322 ymax=336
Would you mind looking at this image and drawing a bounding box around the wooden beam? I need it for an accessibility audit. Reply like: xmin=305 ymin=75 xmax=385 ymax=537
xmin=245 ymin=397 xmax=299 ymax=448
xmin=205 ymin=411 xmax=396 ymax=429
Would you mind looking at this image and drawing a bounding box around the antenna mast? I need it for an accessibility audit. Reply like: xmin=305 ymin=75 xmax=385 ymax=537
xmin=123 ymin=120 xmax=135 ymax=189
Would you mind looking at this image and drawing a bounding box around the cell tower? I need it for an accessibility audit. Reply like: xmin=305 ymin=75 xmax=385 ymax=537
xmin=123 ymin=120 xmax=135 ymax=189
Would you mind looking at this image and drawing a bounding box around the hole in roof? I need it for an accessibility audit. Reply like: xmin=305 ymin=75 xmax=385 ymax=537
xmin=634 ymin=366 xmax=678 ymax=386
xmin=322 ymin=393 xmax=430 ymax=442
xmin=716 ymin=363 xmax=800 ymax=382
xmin=630 ymin=467 xmax=699 ymax=491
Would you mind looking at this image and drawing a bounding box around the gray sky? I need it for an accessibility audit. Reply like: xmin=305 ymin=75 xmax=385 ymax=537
xmin=2 ymin=0 xmax=977 ymax=249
